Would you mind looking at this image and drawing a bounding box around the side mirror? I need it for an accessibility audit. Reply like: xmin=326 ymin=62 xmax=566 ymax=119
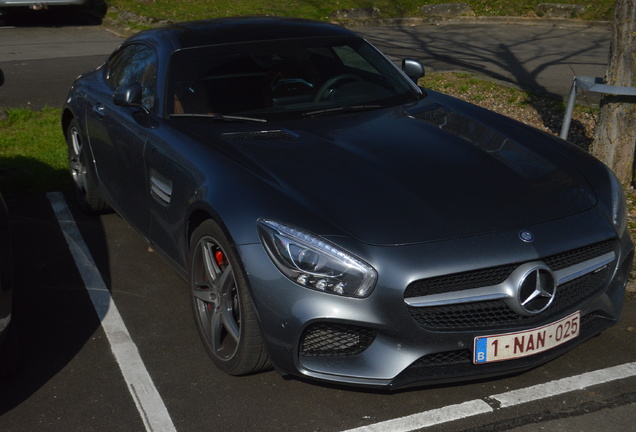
xmin=113 ymin=82 xmax=143 ymax=107
xmin=402 ymin=59 xmax=425 ymax=84
xmin=0 ymin=69 xmax=4 ymax=87
xmin=113 ymin=82 xmax=150 ymax=115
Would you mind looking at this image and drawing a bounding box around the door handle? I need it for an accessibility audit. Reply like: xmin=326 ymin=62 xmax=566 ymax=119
xmin=92 ymin=104 xmax=105 ymax=118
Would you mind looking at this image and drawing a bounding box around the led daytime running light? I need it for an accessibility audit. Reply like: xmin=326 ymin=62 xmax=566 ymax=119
xmin=258 ymin=219 xmax=377 ymax=298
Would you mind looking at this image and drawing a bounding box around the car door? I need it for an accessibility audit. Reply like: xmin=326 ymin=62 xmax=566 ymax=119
xmin=85 ymin=43 xmax=158 ymax=237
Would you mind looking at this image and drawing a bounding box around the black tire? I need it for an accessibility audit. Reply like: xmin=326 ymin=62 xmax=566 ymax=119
xmin=189 ymin=220 xmax=270 ymax=375
xmin=0 ymin=323 xmax=21 ymax=383
xmin=66 ymin=118 xmax=110 ymax=214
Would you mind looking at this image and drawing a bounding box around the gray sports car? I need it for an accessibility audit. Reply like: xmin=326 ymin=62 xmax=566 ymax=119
xmin=62 ymin=17 xmax=633 ymax=388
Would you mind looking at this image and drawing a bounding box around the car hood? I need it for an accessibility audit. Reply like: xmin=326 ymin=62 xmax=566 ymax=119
xmin=190 ymin=101 xmax=597 ymax=246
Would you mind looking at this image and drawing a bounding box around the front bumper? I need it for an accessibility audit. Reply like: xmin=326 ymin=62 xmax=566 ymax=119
xmin=238 ymin=209 xmax=634 ymax=388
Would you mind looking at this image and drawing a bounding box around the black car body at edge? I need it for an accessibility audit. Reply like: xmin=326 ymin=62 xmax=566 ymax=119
xmin=62 ymin=17 xmax=633 ymax=389
xmin=0 ymin=69 xmax=13 ymax=352
xmin=0 ymin=190 xmax=11 ymax=349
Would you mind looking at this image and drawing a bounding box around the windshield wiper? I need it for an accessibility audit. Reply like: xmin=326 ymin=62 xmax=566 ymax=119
xmin=170 ymin=113 xmax=267 ymax=123
xmin=302 ymin=104 xmax=382 ymax=118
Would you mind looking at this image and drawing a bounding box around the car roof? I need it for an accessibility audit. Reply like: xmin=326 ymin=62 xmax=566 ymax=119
xmin=128 ymin=17 xmax=357 ymax=50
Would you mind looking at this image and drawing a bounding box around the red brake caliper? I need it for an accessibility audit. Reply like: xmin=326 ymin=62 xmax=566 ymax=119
xmin=214 ymin=250 xmax=225 ymax=267
xmin=207 ymin=250 xmax=226 ymax=311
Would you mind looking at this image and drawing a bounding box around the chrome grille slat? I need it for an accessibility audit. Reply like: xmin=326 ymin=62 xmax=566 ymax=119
xmin=407 ymin=267 xmax=611 ymax=330
xmin=405 ymin=251 xmax=615 ymax=308
xmin=405 ymin=240 xmax=616 ymax=331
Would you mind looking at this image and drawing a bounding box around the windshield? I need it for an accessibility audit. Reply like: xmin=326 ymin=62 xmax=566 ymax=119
xmin=168 ymin=36 xmax=420 ymax=120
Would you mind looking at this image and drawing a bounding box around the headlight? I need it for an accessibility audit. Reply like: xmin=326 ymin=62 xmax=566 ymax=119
xmin=258 ymin=219 xmax=377 ymax=298
xmin=609 ymin=170 xmax=628 ymax=234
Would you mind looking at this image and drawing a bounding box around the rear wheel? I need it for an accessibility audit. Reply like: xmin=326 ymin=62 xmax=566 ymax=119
xmin=189 ymin=220 xmax=270 ymax=375
xmin=66 ymin=118 xmax=109 ymax=214
xmin=0 ymin=323 xmax=20 ymax=383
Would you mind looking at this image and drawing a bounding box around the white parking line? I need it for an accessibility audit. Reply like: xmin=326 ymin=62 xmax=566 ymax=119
xmin=342 ymin=362 xmax=636 ymax=432
xmin=343 ymin=400 xmax=493 ymax=432
xmin=491 ymin=361 xmax=636 ymax=407
xmin=48 ymin=192 xmax=177 ymax=432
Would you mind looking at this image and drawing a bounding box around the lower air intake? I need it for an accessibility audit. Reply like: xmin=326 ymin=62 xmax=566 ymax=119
xmin=300 ymin=323 xmax=376 ymax=357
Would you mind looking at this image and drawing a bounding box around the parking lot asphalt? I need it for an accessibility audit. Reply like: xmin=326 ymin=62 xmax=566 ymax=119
xmin=1 ymin=17 xmax=635 ymax=432
xmin=506 ymin=401 xmax=636 ymax=432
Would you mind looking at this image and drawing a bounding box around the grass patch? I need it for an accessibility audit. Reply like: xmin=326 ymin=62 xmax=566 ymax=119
xmin=107 ymin=0 xmax=615 ymax=24
xmin=423 ymin=71 xmax=542 ymax=110
xmin=422 ymin=71 xmax=596 ymax=123
xmin=0 ymin=108 xmax=69 ymax=199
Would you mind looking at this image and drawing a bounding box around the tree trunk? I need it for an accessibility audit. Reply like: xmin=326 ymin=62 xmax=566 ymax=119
xmin=590 ymin=0 xmax=636 ymax=185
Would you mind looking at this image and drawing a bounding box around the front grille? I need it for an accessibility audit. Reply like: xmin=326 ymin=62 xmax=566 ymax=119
xmin=543 ymin=240 xmax=614 ymax=270
xmin=300 ymin=323 xmax=376 ymax=357
xmin=405 ymin=240 xmax=615 ymax=331
xmin=409 ymin=300 xmax=517 ymax=330
xmin=409 ymin=266 xmax=611 ymax=331
xmin=391 ymin=312 xmax=613 ymax=387
xmin=412 ymin=349 xmax=472 ymax=366
xmin=404 ymin=264 xmax=516 ymax=298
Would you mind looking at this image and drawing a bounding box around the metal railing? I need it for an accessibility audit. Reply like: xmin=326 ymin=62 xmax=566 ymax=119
xmin=560 ymin=76 xmax=636 ymax=140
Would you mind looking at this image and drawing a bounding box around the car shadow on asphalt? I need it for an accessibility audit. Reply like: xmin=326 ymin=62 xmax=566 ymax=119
xmin=0 ymin=188 xmax=111 ymax=414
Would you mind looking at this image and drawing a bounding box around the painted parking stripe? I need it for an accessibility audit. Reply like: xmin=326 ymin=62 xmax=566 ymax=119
xmin=491 ymin=361 xmax=636 ymax=407
xmin=48 ymin=192 xmax=177 ymax=432
xmin=342 ymin=362 xmax=636 ymax=432
xmin=343 ymin=400 xmax=493 ymax=432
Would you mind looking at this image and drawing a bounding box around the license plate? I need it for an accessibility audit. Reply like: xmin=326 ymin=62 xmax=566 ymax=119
xmin=473 ymin=311 xmax=580 ymax=364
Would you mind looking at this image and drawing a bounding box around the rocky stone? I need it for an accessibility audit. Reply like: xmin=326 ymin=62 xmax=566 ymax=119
xmin=420 ymin=3 xmax=473 ymax=18
xmin=536 ymin=3 xmax=587 ymax=18
xmin=117 ymin=10 xmax=168 ymax=25
xmin=330 ymin=8 xmax=381 ymax=20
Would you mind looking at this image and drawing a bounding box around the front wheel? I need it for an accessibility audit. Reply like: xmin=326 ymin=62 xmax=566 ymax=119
xmin=189 ymin=220 xmax=270 ymax=375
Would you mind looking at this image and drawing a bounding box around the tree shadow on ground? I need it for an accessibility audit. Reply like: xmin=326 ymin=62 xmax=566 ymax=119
xmin=360 ymin=23 xmax=608 ymax=149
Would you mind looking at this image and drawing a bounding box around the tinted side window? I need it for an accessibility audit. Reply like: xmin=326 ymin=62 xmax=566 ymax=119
xmin=106 ymin=44 xmax=158 ymax=111
xmin=332 ymin=45 xmax=375 ymax=73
